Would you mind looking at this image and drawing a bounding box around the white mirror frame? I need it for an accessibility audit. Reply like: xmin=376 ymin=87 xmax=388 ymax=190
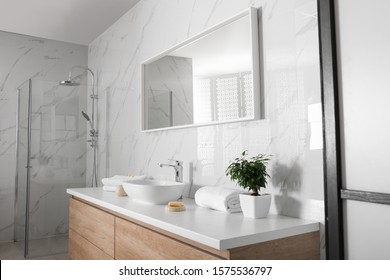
xmin=141 ymin=7 xmax=261 ymax=132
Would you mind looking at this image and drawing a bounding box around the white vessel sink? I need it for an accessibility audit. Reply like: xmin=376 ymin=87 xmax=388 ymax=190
xmin=122 ymin=179 xmax=184 ymax=205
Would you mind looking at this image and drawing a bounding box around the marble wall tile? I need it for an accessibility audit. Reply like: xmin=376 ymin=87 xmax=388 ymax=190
xmin=88 ymin=0 xmax=325 ymax=256
xmin=0 ymin=31 xmax=87 ymax=242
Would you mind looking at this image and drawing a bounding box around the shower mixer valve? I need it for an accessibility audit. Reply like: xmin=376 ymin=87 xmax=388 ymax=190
xmin=87 ymin=129 xmax=98 ymax=147
xmin=89 ymin=129 xmax=98 ymax=137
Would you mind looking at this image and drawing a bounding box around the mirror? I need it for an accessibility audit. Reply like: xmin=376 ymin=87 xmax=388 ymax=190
xmin=142 ymin=7 xmax=261 ymax=131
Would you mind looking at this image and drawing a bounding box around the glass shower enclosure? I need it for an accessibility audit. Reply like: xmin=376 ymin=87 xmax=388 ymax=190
xmin=14 ymin=79 xmax=86 ymax=258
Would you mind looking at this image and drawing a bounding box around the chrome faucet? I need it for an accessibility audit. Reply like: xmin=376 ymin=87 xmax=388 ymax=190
xmin=158 ymin=160 xmax=183 ymax=183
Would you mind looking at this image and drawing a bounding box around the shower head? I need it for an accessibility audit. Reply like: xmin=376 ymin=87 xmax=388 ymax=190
xmin=59 ymin=70 xmax=80 ymax=86
xmin=59 ymin=79 xmax=80 ymax=86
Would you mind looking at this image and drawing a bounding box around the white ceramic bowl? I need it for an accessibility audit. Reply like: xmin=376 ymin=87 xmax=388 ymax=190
xmin=122 ymin=179 xmax=184 ymax=205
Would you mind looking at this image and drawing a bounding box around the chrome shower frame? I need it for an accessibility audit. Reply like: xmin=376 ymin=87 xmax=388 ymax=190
xmin=13 ymin=80 xmax=34 ymax=258
xmin=60 ymin=66 xmax=98 ymax=188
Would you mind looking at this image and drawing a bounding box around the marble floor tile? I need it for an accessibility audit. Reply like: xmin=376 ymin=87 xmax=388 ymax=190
xmin=0 ymin=241 xmax=24 ymax=260
xmin=0 ymin=235 xmax=68 ymax=260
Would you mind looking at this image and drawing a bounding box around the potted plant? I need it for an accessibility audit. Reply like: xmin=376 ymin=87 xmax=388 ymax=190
xmin=225 ymin=151 xmax=271 ymax=218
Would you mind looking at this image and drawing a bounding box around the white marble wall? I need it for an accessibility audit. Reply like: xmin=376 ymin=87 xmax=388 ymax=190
xmin=0 ymin=31 xmax=87 ymax=242
xmin=88 ymin=0 xmax=325 ymax=255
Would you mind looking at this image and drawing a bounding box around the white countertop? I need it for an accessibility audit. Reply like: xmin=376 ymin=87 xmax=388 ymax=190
xmin=67 ymin=188 xmax=319 ymax=250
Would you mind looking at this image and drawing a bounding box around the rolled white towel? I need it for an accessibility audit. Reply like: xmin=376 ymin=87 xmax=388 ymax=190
xmin=102 ymin=185 xmax=118 ymax=192
xmin=195 ymin=186 xmax=242 ymax=213
xmin=101 ymin=175 xmax=146 ymax=186
xmin=102 ymin=185 xmax=127 ymax=196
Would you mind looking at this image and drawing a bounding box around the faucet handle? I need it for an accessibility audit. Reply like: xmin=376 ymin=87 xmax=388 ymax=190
xmin=168 ymin=158 xmax=183 ymax=166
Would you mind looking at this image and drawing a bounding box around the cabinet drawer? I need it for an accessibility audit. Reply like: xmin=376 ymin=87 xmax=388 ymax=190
xmin=228 ymin=231 xmax=320 ymax=259
xmin=115 ymin=217 xmax=222 ymax=260
xmin=69 ymin=229 xmax=114 ymax=260
xmin=69 ymin=198 xmax=115 ymax=257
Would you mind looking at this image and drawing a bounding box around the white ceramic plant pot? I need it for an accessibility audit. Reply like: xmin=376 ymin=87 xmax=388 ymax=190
xmin=239 ymin=193 xmax=271 ymax=219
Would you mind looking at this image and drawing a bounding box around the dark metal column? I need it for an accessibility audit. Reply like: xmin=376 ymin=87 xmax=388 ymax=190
xmin=317 ymin=0 xmax=344 ymax=259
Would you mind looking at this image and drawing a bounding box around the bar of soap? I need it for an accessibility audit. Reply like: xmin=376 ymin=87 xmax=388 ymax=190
xmin=165 ymin=205 xmax=186 ymax=212
xmin=168 ymin=201 xmax=184 ymax=207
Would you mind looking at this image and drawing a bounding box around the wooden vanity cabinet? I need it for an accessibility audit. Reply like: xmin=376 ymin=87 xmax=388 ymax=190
xmin=69 ymin=198 xmax=115 ymax=259
xmin=68 ymin=197 xmax=320 ymax=260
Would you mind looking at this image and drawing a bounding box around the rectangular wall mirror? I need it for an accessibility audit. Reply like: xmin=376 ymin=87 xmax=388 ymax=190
xmin=142 ymin=7 xmax=261 ymax=131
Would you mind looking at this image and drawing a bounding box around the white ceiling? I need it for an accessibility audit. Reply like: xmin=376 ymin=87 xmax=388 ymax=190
xmin=0 ymin=0 xmax=140 ymax=45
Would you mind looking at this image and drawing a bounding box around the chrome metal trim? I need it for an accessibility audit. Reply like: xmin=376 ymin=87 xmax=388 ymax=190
xmin=168 ymin=91 xmax=173 ymax=126
xmin=13 ymin=89 xmax=21 ymax=242
xmin=24 ymin=79 xmax=32 ymax=258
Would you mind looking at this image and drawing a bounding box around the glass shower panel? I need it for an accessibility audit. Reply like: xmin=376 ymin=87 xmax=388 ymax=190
xmin=26 ymin=79 xmax=86 ymax=258
xmin=14 ymin=81 xmax=30 ymax=249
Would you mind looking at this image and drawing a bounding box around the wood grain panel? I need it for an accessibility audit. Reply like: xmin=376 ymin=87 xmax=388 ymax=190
xmin=229 ymin=231 xmax=320 ymax=260
xmin=69 ymin=198 xmax=115 ymax=257
xmin=115 ymin=217 xmax=223 ymax=260
xmin=68 ymin=229 xmax=114 ymax=260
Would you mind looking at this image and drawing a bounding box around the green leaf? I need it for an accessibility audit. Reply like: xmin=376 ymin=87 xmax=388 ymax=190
xmin=225 ymin=151 xmax=272 ymax=193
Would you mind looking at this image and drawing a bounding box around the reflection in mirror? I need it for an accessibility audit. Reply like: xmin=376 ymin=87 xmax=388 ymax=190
xmin=142 ymin=7 xmax=260 ymax=131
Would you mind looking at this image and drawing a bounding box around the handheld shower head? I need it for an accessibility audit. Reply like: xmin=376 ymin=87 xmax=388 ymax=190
xmin=81 ymin=111 xmax=94 ymax=130
xmin=81 ymin=111 xmax=90 ymax=121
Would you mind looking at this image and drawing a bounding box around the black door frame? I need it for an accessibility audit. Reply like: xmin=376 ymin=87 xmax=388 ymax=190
xmin=317 ymin=0 xmax=344 ymax=259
